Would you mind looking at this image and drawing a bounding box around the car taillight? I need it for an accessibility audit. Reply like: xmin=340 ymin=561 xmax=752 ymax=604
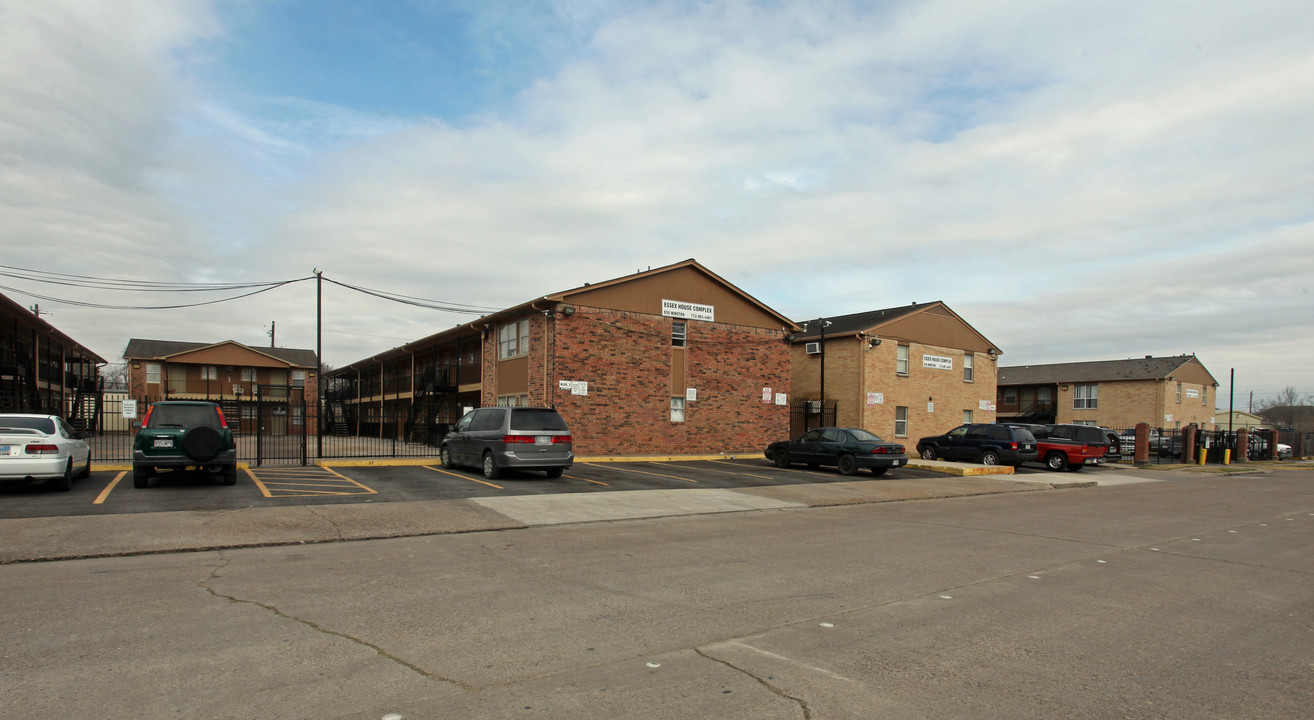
xmin=552 ymin=435 xmax=572 ymax=444
xmin=216 ymin=407 xmax=228 ymax=427
xmin=25 ymin=444 xmax=59 ymax=455
xmin=1009 ymin=442 xmax=1019 ymax=449
xmin=141 ymin=405 xmax=154 ymax=428
xmin=502 ymin=435 xmax=536 ymax=444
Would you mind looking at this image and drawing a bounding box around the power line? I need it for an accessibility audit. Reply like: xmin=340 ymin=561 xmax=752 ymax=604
xmin=0 ymin=264 xmax=295 ymax=292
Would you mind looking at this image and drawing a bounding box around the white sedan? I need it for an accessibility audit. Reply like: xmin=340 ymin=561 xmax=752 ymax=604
xmin=0 ymin=414 xmax=92 ymax=491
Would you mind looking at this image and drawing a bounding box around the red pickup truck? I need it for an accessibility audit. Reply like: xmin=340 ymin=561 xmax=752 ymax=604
xmin=1007 ymin=423 xmax=1109 ymax=471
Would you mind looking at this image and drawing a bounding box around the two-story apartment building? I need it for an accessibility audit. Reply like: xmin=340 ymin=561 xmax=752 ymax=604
xmin=328 ymin=259 xmax=799 ymax=457
xmin=790 ymin=301 xmax=1002 ymax=443
xmin=0 ymin=292 xmax=104 ymax=423
xmin=997 ymin=354 xmax=1219 ymax=430
xmin=122 ymin=339 xmax=319 ymax=435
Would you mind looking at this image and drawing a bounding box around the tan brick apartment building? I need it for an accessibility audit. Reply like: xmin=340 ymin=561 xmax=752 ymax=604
xmin=0 ymin=291 xmax=103 ymax=421
xmin=790 ymin=301 xmax=1003 ymax=443
xmin=328 ymin=260 xmax=799 ymax=456
xmin=123 ymin=339 xmax=320 ymax=435
xmin=997 ymin=354 xmax=1219 ymax=430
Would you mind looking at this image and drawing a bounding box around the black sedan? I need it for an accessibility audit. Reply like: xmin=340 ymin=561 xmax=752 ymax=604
xmin=764 ymin=427 xmax=908 ymax=476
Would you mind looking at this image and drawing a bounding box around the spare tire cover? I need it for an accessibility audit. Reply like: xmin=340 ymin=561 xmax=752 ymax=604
xmin=182 ymin=426 xmax=223 ymax=462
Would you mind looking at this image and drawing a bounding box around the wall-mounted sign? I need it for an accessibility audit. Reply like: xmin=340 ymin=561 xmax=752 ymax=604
xmin=927 ymin=401 xmax=935 ymax=413
xmin=558 ymin=380 xmax=589 ymax=396
xmin=867 ymin=392 xmax=885 ymax=406
xmin=1185 ymin=388 xmax=1199 ymax=398
xmin=923 ymin=354 xmax=954 ymax=370
xmin=661 ymin=299 xmax=715 ymax=322
xmin=121 ymin=399 xmax=138 ymax=419
xmin=762 ymin=387 xmax=773 ymax=403
xmin=775 ymin=393 xmax=788 ymax=406
xmin=686 ymin=388 xmax=697 ymax=402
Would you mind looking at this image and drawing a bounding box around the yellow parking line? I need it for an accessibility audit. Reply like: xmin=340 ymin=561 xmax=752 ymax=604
xmin=247 ymin=468 xmax=274 ymax=498
xmin=419 ymin=464 xmax=503 ymax=489
xmin=701 ymin=461 xmax=773 ymax=480
xmin=93 ymin=471 xmax=125 ymax=504
xmin=582 ymin=462 xmax=698 ymax=483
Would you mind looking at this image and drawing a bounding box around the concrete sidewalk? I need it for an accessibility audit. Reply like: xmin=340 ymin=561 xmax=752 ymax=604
xmin=2 ymin=472 xmax=1069 ymax=564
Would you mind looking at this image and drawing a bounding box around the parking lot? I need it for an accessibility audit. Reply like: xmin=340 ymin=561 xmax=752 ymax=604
xmin=0 ymin=457 xmax=1079 ymax=519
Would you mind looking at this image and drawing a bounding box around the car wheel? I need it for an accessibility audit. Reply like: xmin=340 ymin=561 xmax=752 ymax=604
xmin=979 ymin=451 xmax=1001 ymax=466
xmin=77 ymin=450 xmax=92 ymax=479
xmin=774 ymin=450 xmax=791 ymax=468
xmin=133 ymin=468 xmax=150 ymax=489
xmin=837 ymin=454 xmax=858 ymax=476
xmin=440 ymin=446 xmax=456 ymax=469
xmin=51 ymin=460 xmax=73 ymax=492
xmin=482 ymin=452 xmax=502 ymax=480
xmin=1045 ymin=452 xmax=1068 ymax=471
xmin=870 ymin=467 xmax=888 ymax=476
xmin=545 ymin=468 xmax=564 ymax=478
xmin=920 ymin=446 xmax=937 ymax=461
xmin=222 ymin=465 xmax=238 ymax=485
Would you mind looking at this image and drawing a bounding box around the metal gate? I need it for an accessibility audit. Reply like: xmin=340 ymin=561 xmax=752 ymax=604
xmin=790 ymin=400 xmax=837 ymax=438
xmin=246 ymin=385 xmax=310 ymax=466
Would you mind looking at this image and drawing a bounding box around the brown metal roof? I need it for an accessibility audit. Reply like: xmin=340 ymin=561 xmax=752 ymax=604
xmin=1 ymin=292 xmax=106 ymax=363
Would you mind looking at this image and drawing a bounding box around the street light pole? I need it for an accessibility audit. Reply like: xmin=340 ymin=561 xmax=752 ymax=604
xmin=812 ymin=318 xmax=832 ymax=427
xmin=316 ymin=269 xmax=323 ymax=461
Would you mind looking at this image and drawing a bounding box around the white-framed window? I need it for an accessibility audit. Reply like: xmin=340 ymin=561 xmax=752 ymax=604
xmin=241 ymin=367 xmax=256 ymax=382
xmin=146 ymin=363 xmax=161 ymax=384
xmin=896 ymin=345 xmax=909 ymax=375
xmin=1176 ymin=382 xmax=1182 ymax=404
xmin=291 ymin=370 xmax=306 ymax=387
xmin=895 ymin=406 xmax=908 ymax=437
xmin=498 ymin=319 xmax=531 ymax=359
xmin=963 ymin=354 xmax=974 ymax=382
xmin=201 ymin=365 xmax=218 ymax=380
xmin=496 ymin=394 xmax=527 ymax=407
xmin=962 ymin=410 xmax=973 ymax=424
xmin=1074 ymin=384 xmax=1098 ymax=410
xmin=671 ymin=397 xmax=685 ymax=422
xmin=1201 ymin=387 xmax=1207 ymax=406
xmin=672 ymin=321 xmax=687 ymax=348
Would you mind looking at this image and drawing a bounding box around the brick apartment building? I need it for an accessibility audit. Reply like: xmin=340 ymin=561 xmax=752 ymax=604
xmin=996 ymin=354 xmax=1219 ymax=430
xmin=790 ymin=301 xmax=1002 ymax=443
xmin=123 ymin=339 xmax=320 ymax=435
xmin=328 ymin=260 xmax=799 ymax=456
xmin=0 ymin=292 xmax=103 ymax=421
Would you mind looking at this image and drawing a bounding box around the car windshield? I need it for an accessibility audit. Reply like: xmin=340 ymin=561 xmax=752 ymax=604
xmin=509 ymin=409 xmax=569 ymax=432
xmin=848 ymin=428 xmax=884 ymax=442
xmin=148 ymin=405 xmax=221 ymax=429
xmin=0 ymin=416 xmax=56 ymax=434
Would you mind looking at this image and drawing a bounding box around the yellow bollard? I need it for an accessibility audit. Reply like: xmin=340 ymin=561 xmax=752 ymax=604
xmin=1198 ymin=449 xmax=1207 ymax=466
xmin=1223 ymin=449 xmax=1231 ymax=465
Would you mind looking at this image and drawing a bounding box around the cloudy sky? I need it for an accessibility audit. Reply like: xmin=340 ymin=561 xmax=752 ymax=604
xmin=2 ymin=0 xmax=1311 ymax=407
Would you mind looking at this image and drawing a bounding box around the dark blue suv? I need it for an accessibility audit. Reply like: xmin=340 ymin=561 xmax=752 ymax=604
xmin=916 ymin=423 xmax=1038 ymax=467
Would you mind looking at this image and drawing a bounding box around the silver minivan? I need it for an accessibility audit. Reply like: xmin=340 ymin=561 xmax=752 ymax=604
xmin=440 ymin=407 xmax=573 ymax=479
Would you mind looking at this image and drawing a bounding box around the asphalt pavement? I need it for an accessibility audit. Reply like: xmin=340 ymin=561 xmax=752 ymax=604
xmin=7 ymin=456 xmax=1292 ymax=564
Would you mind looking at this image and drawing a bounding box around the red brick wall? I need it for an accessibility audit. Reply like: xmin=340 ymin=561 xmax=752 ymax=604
xmin=544 ymin=307 xmax=792 ymax=456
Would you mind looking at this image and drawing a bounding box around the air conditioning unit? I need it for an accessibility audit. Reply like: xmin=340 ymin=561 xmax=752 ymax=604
xmin=807 ymin=400 xmax=822 ymax=414
xmin=804 ymin=342 xmax=821 ymax=355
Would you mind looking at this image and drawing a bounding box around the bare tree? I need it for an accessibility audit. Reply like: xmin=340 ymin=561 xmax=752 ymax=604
xmin=101 ymin=362 xmax=129 ymax=392
xmin=1256 ymin=386 xmax=1312 ymax=429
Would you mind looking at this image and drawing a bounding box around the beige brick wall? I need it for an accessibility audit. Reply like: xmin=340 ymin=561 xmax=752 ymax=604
xmin=792 ymin=337 xmax=997 ymax=443
xmin=1052 ymin=379 xmax=1218 ymax=430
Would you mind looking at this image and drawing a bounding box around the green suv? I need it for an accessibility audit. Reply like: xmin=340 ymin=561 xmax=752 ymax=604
xmin=132 ymin=401 xmax=238 ymax=488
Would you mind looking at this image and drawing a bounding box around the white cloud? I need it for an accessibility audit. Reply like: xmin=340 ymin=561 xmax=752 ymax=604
xmin=2 ymin=0 xmax=1312 ymax=402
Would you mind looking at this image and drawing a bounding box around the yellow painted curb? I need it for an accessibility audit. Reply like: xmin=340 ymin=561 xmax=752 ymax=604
xmin=904 ymin=459 xmax=1015 ymax=476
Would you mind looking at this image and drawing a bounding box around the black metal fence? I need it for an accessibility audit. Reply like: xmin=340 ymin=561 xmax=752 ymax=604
xmin=790 ymin=400 xmax=837 ymax=438
xmin=85 ymin=393 xmax=447 ymax=467
xmin=1105 ymin=426 xmax=1292 ymax=464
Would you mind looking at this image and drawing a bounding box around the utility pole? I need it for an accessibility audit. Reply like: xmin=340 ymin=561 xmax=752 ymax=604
xmin=315 ymin=269 xmax=323 ymax=461
xmin=268 ymin=321 xmax=276 ymax=348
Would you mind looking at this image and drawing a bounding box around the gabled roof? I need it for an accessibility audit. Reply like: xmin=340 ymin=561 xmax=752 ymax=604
xmin=999 ymin=355 xmax=1215 ymax=386
xmin=791 ymin=301 xmax=1000 ymax=354
xmin=122 ymin=339 xmax=318 ymax=368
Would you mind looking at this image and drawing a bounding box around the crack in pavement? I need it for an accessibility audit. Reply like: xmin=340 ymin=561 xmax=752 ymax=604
xmin=695 ymin=645 xmax=812 ymax=720
xmin=199 ymin=553 xmax=472 ymax=689
xmin=302 ymin=505 xmax=345 ymax=539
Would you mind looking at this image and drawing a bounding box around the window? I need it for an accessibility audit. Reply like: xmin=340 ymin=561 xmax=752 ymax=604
xmin=146 ymin=363 xmax=161 ymax=384
xmin=1201 ymin=387 xmax=1207 ymax=406
xmin=671 ymin=397 xmax=685 ymax=422
xmin=962 ymin=410 xmax=973 ymax=424
xmin=894 ymin=406 xmax=908 ymax=437
xmin=496 ymin=394 xmax=527 ymax=407
xmin=1004 ymin=388 xmax=1017 ymax=405
xmin=1074 ymin=384 xmax=1098 ymax=409
xmin=291 ymin=370 xmax=306 ymax=387
xmin=963 ymin=354 xmax=974 ymax=382
xmin=1176 ymin=382 xmax=1182 ymax=404
xmin=201 ymin=365 xmax=218 ymax=380
xmin=896 ymin=345 xmax=909 ymax=375
xmin=499 ymin=319 xmax=531 ymax=359
xmin=241 ymin=368 xmax=256 ymax=382
xmin=1038 ymin=386 xmax=1052 ymax=407
xmin=671 ymin=321 xmax=687 ymax=347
